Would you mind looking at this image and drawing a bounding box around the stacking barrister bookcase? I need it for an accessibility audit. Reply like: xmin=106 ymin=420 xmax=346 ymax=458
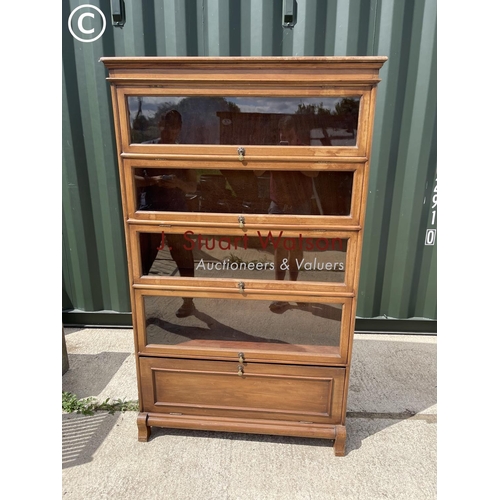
xmin=101 ymin=56 xmax=386 ymax=455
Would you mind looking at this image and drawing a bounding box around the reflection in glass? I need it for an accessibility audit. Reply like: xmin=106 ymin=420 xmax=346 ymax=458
xmin=134 ymin=110 xmax=199 ymax=212
xmin=129 ymin=96 xmax=360 ymax=146
xmin=139 ymin=231 xmax=347 ymax=284
xmin=134 ymin=168 xmax=353 ymax=216
xmin=145 ymin=296 xmax=342 ymax=348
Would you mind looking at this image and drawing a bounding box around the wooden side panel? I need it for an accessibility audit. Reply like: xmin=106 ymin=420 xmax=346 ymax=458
xmin=140 ymin=357 xmax=345 ymax=424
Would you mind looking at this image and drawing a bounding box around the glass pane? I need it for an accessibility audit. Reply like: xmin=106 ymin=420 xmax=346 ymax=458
xmin=144 ymin=296 xmax=342 ymax=348
xmin=139 ymin=231 xmax=347 ymax=284
xmin=134 ymin=168 xmax=353 ymax=216
xmin=128 ymin=96 xmax=360 ymax=146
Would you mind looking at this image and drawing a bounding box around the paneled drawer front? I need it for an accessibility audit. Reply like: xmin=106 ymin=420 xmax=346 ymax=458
xmin=140 ymin=357 xmax=345 ymax=424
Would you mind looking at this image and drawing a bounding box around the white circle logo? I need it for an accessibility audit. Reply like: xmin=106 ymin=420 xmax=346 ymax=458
xmin=68 ymin=5 xmax=107 ymax=43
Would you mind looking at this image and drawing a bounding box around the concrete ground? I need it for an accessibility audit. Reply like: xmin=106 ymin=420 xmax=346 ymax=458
xmin=62 ymin=328 xmax=436 ymax=500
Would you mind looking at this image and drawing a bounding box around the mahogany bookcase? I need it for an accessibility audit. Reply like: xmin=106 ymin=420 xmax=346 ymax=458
xmin=101 ymin=56 xmax=386 ymax=455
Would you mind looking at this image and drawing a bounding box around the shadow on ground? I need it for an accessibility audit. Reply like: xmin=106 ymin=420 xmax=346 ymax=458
xmin=62 ymin=351 xmax=131 ymax=398
xmin=62 ymin=412 xmax=120 ymax=469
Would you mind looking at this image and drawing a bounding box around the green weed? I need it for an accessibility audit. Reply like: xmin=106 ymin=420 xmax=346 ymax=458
xmin=62 ymin=391 xmax=138 ymax=415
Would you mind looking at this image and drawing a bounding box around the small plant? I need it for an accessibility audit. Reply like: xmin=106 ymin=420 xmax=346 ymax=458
xmin=62 ymin=391 xmax=139 ymax=415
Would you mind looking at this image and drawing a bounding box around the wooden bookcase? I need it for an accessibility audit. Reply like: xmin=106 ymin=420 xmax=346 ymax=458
xmin=101 ymin=56 xmax=386 ymax=455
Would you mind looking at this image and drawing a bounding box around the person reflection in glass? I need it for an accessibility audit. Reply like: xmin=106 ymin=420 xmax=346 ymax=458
xmin=135 ymin=110 xmax=197 ymax=317
xmin=255 ymin=115 xmax=318 ymax=312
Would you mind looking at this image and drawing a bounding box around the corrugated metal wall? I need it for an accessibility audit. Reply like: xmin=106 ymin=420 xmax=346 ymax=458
xmin=62 ymin=0 xmax=436 ymax=330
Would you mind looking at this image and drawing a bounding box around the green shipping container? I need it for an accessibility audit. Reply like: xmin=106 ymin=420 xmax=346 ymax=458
xmin=62 ymin=0 xmax=436 ymax=333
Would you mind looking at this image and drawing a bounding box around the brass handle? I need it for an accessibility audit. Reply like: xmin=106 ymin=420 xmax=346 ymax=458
xmin=237 ymin=147 xmax=245 ymax=161
xmin=237 ymin=365 xmax=244 ymax=377
xmin=238 ymin=282 xmax=245 ymax=293
xmin=238 ymin=215 xmax=245 ymax=228
xmin=238 ymin=352 xmax=245 ymax=363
